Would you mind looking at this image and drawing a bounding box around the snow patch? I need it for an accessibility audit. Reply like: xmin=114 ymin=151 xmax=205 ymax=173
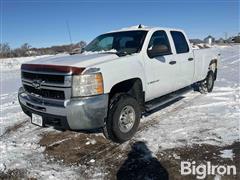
xmin=89 ymin=159 xmax=95 ymax=163
xmin=82 ymin=49 xmax=117 ymax=55
xmin=219 ymin=149 xmax=234 ymax=160
xmin=86 ymin=138 xmax=97 ymax=145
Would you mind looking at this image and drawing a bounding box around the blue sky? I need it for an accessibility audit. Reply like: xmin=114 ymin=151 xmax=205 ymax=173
xmin=1 ymin=0 xmax=239 ymax=48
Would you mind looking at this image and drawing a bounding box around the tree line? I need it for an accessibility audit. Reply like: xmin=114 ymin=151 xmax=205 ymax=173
xmin=0 ymin=41 xmax=87 ymax=58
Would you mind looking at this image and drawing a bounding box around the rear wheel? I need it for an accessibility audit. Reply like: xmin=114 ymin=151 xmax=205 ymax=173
xmin=197 ymin=70 xmax=215 ymax=93
xmin=103 ymin=94 xmax=140 ymax=143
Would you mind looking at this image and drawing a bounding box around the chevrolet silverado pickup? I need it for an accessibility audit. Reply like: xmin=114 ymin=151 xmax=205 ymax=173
xmin=18 ymin=25 xmax=220 ymax=142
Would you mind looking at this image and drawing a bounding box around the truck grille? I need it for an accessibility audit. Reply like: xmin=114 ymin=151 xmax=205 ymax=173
xmin=22 ymin=71 xmax=65 ymax=84
xmin=24 ymin=84 xmax=65 ymax=100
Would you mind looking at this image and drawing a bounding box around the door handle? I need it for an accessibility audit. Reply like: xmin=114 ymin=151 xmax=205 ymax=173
xmin=188 ymin=57 xmax=194 ymax=61
xmin=169 ymin=61 xmax=176 ymax=65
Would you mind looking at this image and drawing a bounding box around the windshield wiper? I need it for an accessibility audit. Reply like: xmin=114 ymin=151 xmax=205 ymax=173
xmin=101 ymin=51 xmax=129 ymax=57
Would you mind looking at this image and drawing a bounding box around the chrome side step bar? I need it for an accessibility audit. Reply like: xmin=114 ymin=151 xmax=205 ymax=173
xmin=145 ymin=86 xmax=193 ymax=112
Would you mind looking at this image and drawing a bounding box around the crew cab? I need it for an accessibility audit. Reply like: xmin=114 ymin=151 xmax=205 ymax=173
xmin=18 ymin=25 xmax=220 ymax=142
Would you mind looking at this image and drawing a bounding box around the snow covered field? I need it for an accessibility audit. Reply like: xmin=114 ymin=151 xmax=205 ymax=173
xmin=0 ymin=45 xmax=239 ymax=179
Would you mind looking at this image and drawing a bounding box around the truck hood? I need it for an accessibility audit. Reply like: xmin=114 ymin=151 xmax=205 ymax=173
xmin=26 ymin=53 xmax=119 ymax=68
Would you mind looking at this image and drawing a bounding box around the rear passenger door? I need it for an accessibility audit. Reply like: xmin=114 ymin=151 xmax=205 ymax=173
xmin=170 ymin=31 xmax=194 ymax=89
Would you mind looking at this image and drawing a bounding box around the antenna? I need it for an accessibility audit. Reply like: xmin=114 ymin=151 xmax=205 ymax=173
xmin=66 ymin=20 xmax=73 ymax=44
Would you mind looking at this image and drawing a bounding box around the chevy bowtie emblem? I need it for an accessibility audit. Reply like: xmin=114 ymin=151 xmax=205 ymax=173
xmin=32 ymin=80 xmax=44 ymax=89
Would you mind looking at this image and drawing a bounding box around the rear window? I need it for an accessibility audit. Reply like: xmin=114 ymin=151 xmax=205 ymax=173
xmin=170 ymin=31 xmax=189 ymax=54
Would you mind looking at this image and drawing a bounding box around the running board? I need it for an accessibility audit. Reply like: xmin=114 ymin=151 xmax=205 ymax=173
xmin=145 ymin=86 xmax=193 ymax=112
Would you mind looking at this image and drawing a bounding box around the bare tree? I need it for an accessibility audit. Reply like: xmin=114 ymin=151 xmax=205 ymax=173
xmin=0 ymin=43 xmax=11 ymax=58
xmin=0 ymin=41 xmax=87 ymax=58
xmin=20 ymin=43 xmax=31 ymax=56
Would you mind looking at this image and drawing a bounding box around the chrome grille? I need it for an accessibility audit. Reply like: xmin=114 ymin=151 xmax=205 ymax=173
xmin=22 ymin=71 xmax=65 ymax=84
xmin=21 ymin=70 xmax=72 ymax=100
xmin=23 ymin=84 xmax=65 ymax=100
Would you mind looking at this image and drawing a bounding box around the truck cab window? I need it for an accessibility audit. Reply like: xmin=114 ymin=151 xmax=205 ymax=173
xmin=147 ymin=31 xmax=172 ymax=58
xmin=84 ymin=31 xmax=147 ymax=55
xmin=170 ymin=31 xmax=189 ymax=54
xmin=98 ymin=37 xmax=114 ymax=50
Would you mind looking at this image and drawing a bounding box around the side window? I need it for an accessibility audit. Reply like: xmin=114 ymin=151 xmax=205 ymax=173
xmin=170 ymin=31 xmax=189 ymax=54
xmin=147 ymin=31 xmax=171 ymax=58
xmin=98 ymin=36 xmax=114 ymax=50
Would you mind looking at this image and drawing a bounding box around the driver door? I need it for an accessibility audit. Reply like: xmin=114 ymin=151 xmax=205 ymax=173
xmin=144 ymin=30 xmax=179 ymax=101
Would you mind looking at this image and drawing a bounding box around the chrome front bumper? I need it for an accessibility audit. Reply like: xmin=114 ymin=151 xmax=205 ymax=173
xmin=18 ymin=87 xmax=109 ymax=130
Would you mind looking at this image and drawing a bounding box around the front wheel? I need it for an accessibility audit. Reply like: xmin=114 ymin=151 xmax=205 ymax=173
xmin=197 ymin=70 xmax=215 ymax=93
xmin=103 ymin=94 xmax=141 ymax=143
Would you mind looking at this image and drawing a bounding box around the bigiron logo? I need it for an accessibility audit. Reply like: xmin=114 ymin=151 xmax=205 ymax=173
xmin=181 ymin=161 xmax=237 ymax=179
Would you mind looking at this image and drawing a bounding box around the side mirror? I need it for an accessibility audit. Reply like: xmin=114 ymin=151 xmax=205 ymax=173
xmin=147 ymin=44 xmax=170 ymax=58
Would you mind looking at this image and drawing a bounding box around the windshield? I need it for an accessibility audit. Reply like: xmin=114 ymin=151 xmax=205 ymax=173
xmin=84 ymin=30 xmax=148 ymax=55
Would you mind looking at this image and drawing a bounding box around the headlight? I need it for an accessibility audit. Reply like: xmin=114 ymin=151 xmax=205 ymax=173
xmin=72 ymin=73 xmax=103 ymax=97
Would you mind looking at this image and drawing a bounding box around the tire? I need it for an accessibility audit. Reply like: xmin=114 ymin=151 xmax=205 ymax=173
xmin=197 ymin=70 xmax=215 ymax=93
xmin=103 ymin=94 xmax=141 ymax=143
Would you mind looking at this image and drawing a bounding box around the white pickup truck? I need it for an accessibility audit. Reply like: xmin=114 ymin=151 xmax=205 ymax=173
xmin=18 ymin=25 xmax=220 ymax=142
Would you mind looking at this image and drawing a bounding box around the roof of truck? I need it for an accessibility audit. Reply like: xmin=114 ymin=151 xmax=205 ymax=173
xmin=107 ymin=25 xmax=183 ymax=33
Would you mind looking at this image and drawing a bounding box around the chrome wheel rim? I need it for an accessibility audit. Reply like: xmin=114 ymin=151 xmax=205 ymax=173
xmin=118 ymin=105 xmax=136 ymax=133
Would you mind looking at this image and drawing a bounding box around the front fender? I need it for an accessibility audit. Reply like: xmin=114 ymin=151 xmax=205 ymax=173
xmin=96 ymin=55 xmax=146 ymax=94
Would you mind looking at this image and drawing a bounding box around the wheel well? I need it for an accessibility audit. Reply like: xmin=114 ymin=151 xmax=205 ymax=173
xmin=109 ymin=78 xmax=144 ymax=109
xmin=209 ymin=59 xmax=217 ymax=69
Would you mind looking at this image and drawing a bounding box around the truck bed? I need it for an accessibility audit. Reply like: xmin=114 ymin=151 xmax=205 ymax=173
xmin=192 ymin=47 xmax=220 ymax=82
